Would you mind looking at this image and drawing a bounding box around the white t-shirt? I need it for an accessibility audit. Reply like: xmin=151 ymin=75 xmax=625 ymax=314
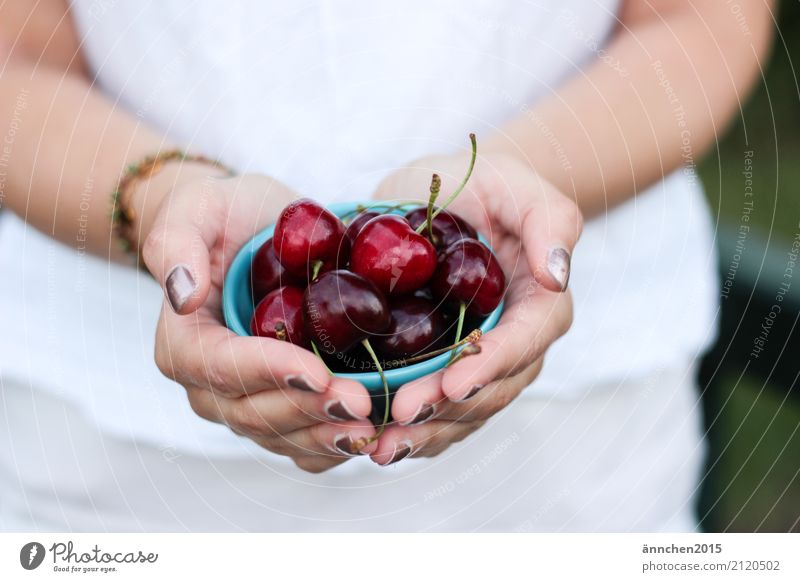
xmin=0 ymin=0 xmax=717 ymax=459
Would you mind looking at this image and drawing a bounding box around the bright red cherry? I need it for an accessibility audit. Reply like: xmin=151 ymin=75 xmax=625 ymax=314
xmin=250 ymin=237 xmax=300 ymax=303
xmin=373 ymin=296 xmax=446 ymax=360
xmin=350 ymin=215 xmax=437 ymax=296
xmin=344 ymin=211 xmax=380 ymax=246
xmin=250 ymin=286 xmax=308 ymax=346
xmin=273 ymin=198 xmax=350 ymax=279
xmin=302 ymin=270 xmax=390 ymax=353
xmin=404 ymin=207 xmax=478 ymax=250
xmin=432 ymin=239 xmax=506 ymax=316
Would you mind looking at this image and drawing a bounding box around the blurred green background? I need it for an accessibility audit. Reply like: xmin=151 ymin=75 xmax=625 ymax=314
xmin=696 ymin=0 xmax=799 ymax=532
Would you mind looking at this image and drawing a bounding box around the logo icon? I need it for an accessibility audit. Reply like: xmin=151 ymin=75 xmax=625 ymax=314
xmin=20 ymin=542 xmax=46 ymax=570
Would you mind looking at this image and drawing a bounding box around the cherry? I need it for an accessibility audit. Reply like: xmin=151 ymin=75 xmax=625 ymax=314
xmin=350 ymin=215 xmax=437 ymax=296
xmin=302 ymin=270 xmax=390 ymax=353
xmin=250 ymin=237 xmax=300 ymax=303
xmin=405 ymin=207 xmax=478 ymax=250
xmin=250 ymin=286 xmax=308 ymax=346
xmin=344 ymin=211 xmax=380 ymax=246
xmin=373 ymin=296 xmax=446 ymax=360
xmin=273 ymin=198 xmax=350 ymax=279
xmin=432 ymin=239 xmax=506 ymax=316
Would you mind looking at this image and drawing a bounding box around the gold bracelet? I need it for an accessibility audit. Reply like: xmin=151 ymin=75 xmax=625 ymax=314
xmin=110 ymin=150 xmax=234 ymax=264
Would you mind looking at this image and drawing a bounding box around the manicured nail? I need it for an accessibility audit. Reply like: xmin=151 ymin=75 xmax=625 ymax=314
xmin=382 ymin=440 xmax=413 ymax=466
xmin=165 ymin=264 xmax=196 ymax=313
xmin=402 ymin=402 xmax=436 ymax=426
xmin=456 ymin=384 xmax=484 ymax=402
xmin=284 ymin=374 xmax=324 ymax=393
xmin=332 ymin=434 xmax=364 ymax=457
xmin=324 ymin=400 xmax=364 ymax=421
xmin=547 ymin=247 xmax=571 ymax=291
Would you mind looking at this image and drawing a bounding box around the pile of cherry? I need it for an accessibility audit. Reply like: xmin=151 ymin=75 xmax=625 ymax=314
xmin=247 ymin=135 xmax=504 ymax=434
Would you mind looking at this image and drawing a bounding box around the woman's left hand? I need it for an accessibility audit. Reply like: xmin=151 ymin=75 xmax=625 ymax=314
xmin=368 ymin=151 xmax=582 ymax=465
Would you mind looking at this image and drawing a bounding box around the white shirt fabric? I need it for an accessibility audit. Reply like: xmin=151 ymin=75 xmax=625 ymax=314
xmin=0 ymin=0 xmax=717 ymax=529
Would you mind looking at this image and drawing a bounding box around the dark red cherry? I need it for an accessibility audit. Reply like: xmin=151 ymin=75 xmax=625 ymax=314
xmin=250 ymin=286 xmax=308 ymax=346
xmin=302 ymin=270 xmax=390 ymax=353
xmin=405 ymin=207 xmax=478 ymax=250
xmin=250 ymin=237 xmax=300 ymax=303
xmin=344 ymin=211 xmax=380 ymax=246
xmin=432 ymin=239 xmax=506 ymax=316
xmin=350 ymin=215 xmax=437 ymax=296
xmin=373 ymin=297 xmax=446 ymax=360
xmin=273 ymin=198 xmax=350 ymax=279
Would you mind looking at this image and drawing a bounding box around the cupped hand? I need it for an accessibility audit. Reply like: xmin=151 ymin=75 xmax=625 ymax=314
xmin=142 ymin=174 xmax=377 ymax=473
xmin=368 ymin=152 xmax=582 ymax=465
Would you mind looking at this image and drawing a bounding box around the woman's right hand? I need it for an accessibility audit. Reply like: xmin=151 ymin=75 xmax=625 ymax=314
xmin=141 ymin=173 xmax=378 ymax=473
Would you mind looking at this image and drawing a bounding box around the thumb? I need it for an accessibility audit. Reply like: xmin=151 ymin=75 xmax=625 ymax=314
xmin=489 ymin=168 xmax=583 ymax=293
xmin=142 ymin=187 xmax=218 ymax=315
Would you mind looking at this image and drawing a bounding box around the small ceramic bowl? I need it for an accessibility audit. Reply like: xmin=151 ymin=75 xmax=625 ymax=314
xmin=222 ymin=201 xmax=504 ymax=393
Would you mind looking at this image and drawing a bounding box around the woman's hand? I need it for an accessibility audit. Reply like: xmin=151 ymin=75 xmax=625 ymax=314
xmin=368 ymin=152 xmax=582 ymax=465
xmin=142 ymin=174 xmax=378 ymax=473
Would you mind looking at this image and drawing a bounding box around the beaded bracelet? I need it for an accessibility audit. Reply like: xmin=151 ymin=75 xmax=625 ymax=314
xmin=110 ymin=150 xmax=234 ymax=263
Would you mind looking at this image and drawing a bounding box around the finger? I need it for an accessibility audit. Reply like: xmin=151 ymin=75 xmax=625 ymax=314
xmin=142 ymin=180 xmax=225 ymax=314
xmin=390 ymin=371 xmax=446 ymax=427
xmin=156 ymin=306 xmax=332 ymax=397
xmin=434 ymin=360 xmax=543 ymax=423
xmin=485 ymin=165 xmax=583 ymax=293
xmin=440 ymin=284 xmax=571 ymax=401
xmin=263 ymin=419 xmax=379 ymax=459
xmin=369 ymin=420 xmax=483 ymax=466
xmin=186 ymin=376 xmax=372 ymax=436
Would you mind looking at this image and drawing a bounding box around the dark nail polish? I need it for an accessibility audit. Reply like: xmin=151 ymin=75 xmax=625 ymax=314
xmin=325 ymin=400 xmax=363 ymax=421
xmin=547 ymin=247 xmax=571 ymax=291
xmin=404 ymin=402 xmax=436 ymax=426
xmin=332 ymin=434 xmax=363 ymax=456
xmin=384 ymin=442 xmax=413 ymax=466
xmin=165 ymin=264 xmax=196 ymax=313
xmin=285 ymin=374 xmax=321 ymax=393
xmin=457 ymin=384 xmax=484 ymax=402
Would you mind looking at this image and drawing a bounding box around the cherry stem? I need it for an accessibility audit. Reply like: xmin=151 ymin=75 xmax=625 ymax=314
xmin=274 ymin=322 xmax=287 ymax=342
xmin=446 ymin=343 xmax=481 ymax=368
xmin=448 ymin=302 xmax=467 ymax=364
xmin=402 ymin=328 xmax=482 ymax=364
xmin=425 ymin=174 xmax=441 ymax=243
xmin=357 ymin=338 xmax=390 ymax=447
xmin=310 ymin=260 xmax=324 ymax=281
xmin=414 ymin=133 xmax=478 ymax=235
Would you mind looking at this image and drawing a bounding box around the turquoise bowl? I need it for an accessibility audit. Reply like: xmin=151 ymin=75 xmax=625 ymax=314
xmin=222 ymin=201 xmax=504 ymax=393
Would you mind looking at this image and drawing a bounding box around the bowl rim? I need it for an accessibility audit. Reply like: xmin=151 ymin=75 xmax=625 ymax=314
xmin=222 ymin=201 xmax=504 ymax=391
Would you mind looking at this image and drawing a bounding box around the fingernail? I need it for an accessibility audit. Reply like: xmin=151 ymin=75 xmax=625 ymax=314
xmin=165 ymin=264 xmax=197 ymax=313
xmin=456 ymin=384 xmax=484 ymax=402
xmin=547 ymin=247 xmax=571 ymax=291
xmin=331 ymin=434 xmax=365 ymax=457
xmin=402 ymin=402 xmax=436 ymax=426
xmin=324 ymin=400 xmax=365 ymax=421
xmin=284 ymin=374 xmax=323 ymax=393
xmin=382 ymin=440 xmax=413 ymax=466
